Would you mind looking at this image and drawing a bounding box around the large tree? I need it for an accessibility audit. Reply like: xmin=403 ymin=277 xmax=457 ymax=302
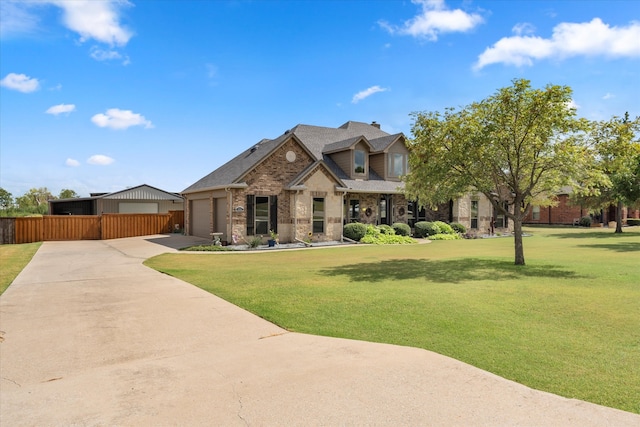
xmin=15 ymin=187 xmax=55 ymax=214
xmin=572 ymin=113 xmax=640 ymax=233
xmin=59 ymin=189 xmax=80 ymax=199
xmin=405 ymin=79 xmax=589 ymax=265
xmin=0 ymin=188 xmax=13 ymax=210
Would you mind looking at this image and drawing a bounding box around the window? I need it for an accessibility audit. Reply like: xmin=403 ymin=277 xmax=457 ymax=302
xmin=389 ymin=153 xmax=408 ymax=177
xmin=349 ymin=199 xmax=360 ymax=222
xmin=246 ymin=195 xmax=277 ymax=235
xmin=379 ymin=197 xmax=388 ymax=225
xmin=495 ymin=202 xmax=509 ymax=228
xmin=471 ymin=200 xmax=478 ymax=229
xmin=532 ymin=205 xmax=540 ymax=220
xmin=313 ymin=198 xmax=325 ymax=233
xmin=354 ymin=150 xmax=366 ymax=174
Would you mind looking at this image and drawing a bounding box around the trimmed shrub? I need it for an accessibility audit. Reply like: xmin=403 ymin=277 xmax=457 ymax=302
xmin=377 ymin=224 xmax=395 ymax=235
xmin=627 ymin=219 xmax=640 ymax=226
xmin=579 ymin=216 xmax=592 ymax=227
xmin=429 ymin=233 xmax=462 ymax=240
xmin=344 ymin=222 xmax=368 ymax=241
xmin=414 ymin=221 xmax=439 ymax=238
xmin=434 ymin=221 xmax=454 ymax=235
xmin=392 ymin=222 xmax=411 ymax=236
xmin=450 ymin=222 xmax=466 ymax=234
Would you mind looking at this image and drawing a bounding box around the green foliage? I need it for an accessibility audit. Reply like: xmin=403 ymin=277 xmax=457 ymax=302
xmin=433 ymin=221 xmax=454 ymax=234
xmin=248 ymin=236 xmax=262 ymax=248
xmin=0 ymin=187 xmax=13 ymax=210
xmin=59 ymin=189 xmax=79 ymax=199
xmin=414 ymin=221 xmax=439 ymax=238
xmin=360 ymin=225 xmax=415 ymax=245
xmin=627 ymin=219 xmax=640 ymax=226
xmin=450 ymin=222 xmax=466 ymax=234
xmin=377 ymin=224 xmax=394 ymax=235
xmin=429 ymin=233 xmax=462 ymax=240
xmin=343 ymin=222 xmax=368 ymax=241
xmin=392 ymin=222 xmax=411 ymax=236
xmin=405 ymin=78 xmax=590 ymax=264
xmin=579 ymin=216 xmax=592 ymax=227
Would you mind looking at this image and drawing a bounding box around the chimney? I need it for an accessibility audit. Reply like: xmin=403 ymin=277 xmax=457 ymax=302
xmin=371 ymin=121 xmax=380 ymax=129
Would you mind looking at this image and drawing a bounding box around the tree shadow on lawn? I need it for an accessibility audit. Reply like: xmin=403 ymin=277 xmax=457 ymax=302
xmin=319 ymin=258 xmax=586 ymax=284
xmin=550 ymin=230 xmax=640 ymax=239
xmin=577 ymin=242 xmax=640 ymax=253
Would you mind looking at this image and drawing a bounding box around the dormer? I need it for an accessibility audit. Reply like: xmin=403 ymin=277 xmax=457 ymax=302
xmin=323 ymin=136 xmax=373 ymax=180
xmin=369 ymin=134 xmax=409 ymax=181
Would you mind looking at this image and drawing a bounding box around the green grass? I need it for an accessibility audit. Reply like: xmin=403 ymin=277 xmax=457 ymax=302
xmin=144 ymin=227 xmax=640 ymax=414
xmin=0 ymin=242 xmax=41 ymax=295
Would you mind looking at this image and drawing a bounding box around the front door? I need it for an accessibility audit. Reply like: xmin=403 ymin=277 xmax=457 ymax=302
xmin=380 ymin=195 xmax=392 ymax=225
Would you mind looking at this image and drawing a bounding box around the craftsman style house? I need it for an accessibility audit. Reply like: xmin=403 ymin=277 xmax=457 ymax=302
xmin=182 ymin=121 xmax=507 ymax=243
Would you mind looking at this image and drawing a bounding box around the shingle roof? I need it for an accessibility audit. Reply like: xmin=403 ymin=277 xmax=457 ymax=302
xmin=182 ymin=121 xmax=406 ymax=194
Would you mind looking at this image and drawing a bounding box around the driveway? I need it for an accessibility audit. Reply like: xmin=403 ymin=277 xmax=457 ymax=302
xmin=1 ymin=235 xmax=638 ymax=426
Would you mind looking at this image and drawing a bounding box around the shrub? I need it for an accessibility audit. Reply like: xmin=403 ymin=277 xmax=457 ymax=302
xmin=414 ymin=221 xmax=439 ymax=238
xmin=627 ymin=219 xmax=640 ymax=226
xmin=450 ymin=222 xmax=466 ymax=234
xmin=579 ymin=216 xmax=592 ymax=227
xmin=377 ymin=224 xmax=395 ymax=235
xmin=248 ymin=236 xmax=262 ymax=248
xmin=361 ymin=226 xmax=415 ymax=244
xmin=392 ymin=222 xmax=411 ymax=236
xmin=180 ymin=245 xmax=231 ymax=252
xmin=429 ymin=233 xmax=462 ymax=240
xmin=343 ymin=222 xmax=368 ymax=241
xmin=434 ymin=221 xmax=454 ymax=235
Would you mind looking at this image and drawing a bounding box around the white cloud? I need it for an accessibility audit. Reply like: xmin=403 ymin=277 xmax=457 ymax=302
xmin=0 ymin=73 xmax=40 ymax=93
xmin=87 ymin=155 xmax=115 ymax=165
xmin=66 ymin=158 xmax=80 ymax=167
xmin=380 ymin=0 xmax=484 ymax=41
xmin=352 ymin=86 xmax=389 ymax=104
xmin=512 ymin=23 xmax=536 ymax=36
xmin=46 ymin=103 xmax=76 ymax=115
xmin=567 ymin=99 xmax=580 ymax=111
xmin=50 ymin=0 xmax=133 ymax=46
xmin=475 ymin=18 xmax=640 ymax=70
xmin=602 ymin=93 xmax=615 ymax=100
xmin=91 ymin=108 xmax=153 ymax=130
xmin=0 ymin=0 xmax=40 ymax=38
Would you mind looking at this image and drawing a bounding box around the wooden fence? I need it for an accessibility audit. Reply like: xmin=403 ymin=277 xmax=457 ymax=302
xmin=0 ymin=211 xmax=184 ymax=244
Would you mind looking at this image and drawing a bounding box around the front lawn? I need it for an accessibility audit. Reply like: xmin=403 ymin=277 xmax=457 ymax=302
xmin=0 ymin=242 xmax=41 ymax=295
xmin=144 ymin=226 xmax=640 ymax=414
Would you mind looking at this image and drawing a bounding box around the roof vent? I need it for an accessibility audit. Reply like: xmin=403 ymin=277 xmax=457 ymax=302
xmin=371 ymin=121 xmax=381 ymax=129
xmin=284 ymin=129 xmax=290 ymax=134
xmin=250 ymin=146 xmax=257 ymax=153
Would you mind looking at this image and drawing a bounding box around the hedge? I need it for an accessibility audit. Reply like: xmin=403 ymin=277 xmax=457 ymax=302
xmin=343 ymin=222 xmax=368 ymax=241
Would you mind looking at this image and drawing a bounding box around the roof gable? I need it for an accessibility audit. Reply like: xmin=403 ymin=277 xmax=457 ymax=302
xmin=286 ymin=161 xmax=345 ymax=190
xmin=100 ymin=184 xmax=183 ymax=201
xmin=322 ymin=136 xmax=372 ymax=154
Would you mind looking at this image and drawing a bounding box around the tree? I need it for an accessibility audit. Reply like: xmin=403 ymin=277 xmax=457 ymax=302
xmin=405 ymin=79 xmax=589 ymax=265
xmin=15 ymin=187 xmax=55 ymax=215
xmin=572 ymin=113 xmax=640 ymax=233
xmin=59 ymin=189 xmax=80 ymax=199
xmin=0 ymin=188 xmax=13 ymax=210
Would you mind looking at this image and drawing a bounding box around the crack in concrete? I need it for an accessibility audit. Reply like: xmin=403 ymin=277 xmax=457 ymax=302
xmin=2 ymin=377 xmax=21 ymax=387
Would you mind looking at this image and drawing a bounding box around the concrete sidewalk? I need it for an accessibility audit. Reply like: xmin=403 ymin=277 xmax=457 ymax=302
xmin=1 ymin=234 xmax=638 ymax=426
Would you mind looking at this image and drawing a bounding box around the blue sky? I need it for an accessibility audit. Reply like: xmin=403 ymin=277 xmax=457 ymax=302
xmin=1 ymin=0 xmax=639 ymax=198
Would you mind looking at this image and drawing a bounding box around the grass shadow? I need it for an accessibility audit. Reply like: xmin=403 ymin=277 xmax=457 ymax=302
xmin=319 ymin=258 xmax=586 ymax=284
xmin=578 ymin=242 xmax=640 ymax=252
xmin=551 ymin=230 xmax=639 ymax=239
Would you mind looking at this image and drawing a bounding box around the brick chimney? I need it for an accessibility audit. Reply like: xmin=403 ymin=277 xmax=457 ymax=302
xmin=371 ymin=121 xmax=380 ymax=129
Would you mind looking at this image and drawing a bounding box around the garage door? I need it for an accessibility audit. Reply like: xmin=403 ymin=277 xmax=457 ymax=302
xmin=191 ymin=199 xmax=211 ymax=238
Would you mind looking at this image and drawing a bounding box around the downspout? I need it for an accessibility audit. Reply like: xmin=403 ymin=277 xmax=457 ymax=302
xmin=340 ymin=189 xmax=347 ymax=242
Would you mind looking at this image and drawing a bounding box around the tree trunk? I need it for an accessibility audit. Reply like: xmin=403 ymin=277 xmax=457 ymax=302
xmin=616 ymin=200 xmax=623 ymax=233
xmin=513 ymin=218 xmax=526 ymax=265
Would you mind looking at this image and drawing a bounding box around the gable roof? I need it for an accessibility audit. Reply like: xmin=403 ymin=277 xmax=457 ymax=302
xmin=182 ymin=121 xmax=407 ymax=194
xmin=53 ymin=184 xmax=183 ymax=203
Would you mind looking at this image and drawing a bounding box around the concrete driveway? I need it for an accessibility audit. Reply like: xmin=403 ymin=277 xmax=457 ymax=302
xmin=1 ymin=234 xmax=638 ymax=426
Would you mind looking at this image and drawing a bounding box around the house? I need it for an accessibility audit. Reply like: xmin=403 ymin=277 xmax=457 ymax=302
xmin=522 ymin=187 xmax=640 ymax=226
xmin=182 ymin=121 xmax=509 ymax=243
xmin=48 ymin=184 xmax=184 ymax=215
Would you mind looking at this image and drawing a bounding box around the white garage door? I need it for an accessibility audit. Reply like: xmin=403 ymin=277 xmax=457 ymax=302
xmin=118 ymin=202 xmax=158 ymax=213
xmin=191 ymin=199 xmax=211 ymax=238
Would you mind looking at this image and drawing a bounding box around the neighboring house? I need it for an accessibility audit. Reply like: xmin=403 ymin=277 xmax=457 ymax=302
xmin=182 ymin=121 xmax=505 ymax=243
xmin=49 ymin=184 xmax=184 ymax=215
xmin=523 ymin=187 xmax=640 ymax=226
xmin=452 ymin=192 xmax=514 ymax=235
